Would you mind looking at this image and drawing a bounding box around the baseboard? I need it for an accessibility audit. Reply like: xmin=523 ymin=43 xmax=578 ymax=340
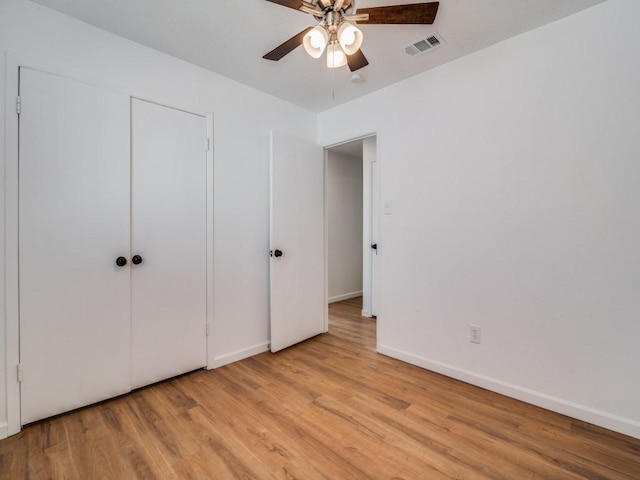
xmin=0 ymin=421 xmax=8 ymax=440
xmin=209 ymin=341 xmax=270 ymax=369
xmin=377 ymin=344 xmax=640 ymax=440
xmin=361 ymin=310 xmax=372 ymax=317
xmin=328 ymin=291 xmax=362 ymax=304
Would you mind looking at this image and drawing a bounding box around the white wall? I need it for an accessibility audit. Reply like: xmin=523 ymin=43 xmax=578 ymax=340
xmin=327 ymin=150 xmax=363 ymax=302
xmin=318 ymin=0 xmax=640 ymax=439
xmin=0 ymin=0 xmax=316 ymax=437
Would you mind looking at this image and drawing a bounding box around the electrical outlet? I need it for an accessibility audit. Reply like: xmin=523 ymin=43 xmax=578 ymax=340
xmin=469 ymin=325 xmax=481 ymax=344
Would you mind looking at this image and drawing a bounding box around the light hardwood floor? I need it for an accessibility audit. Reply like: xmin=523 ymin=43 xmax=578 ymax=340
xmin=1 ymin=297 xmax=639 ymax=479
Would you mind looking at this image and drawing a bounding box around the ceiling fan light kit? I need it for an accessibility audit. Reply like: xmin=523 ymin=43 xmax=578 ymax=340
xmin=264 ymin=0 xmax=440 ymax=71
xmin=301 ymin=10 xmax=363 ymax=68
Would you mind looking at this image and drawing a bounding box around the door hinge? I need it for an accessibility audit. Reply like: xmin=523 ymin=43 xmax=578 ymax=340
xmin=16 ymin=96 xmax=22 ymax=115
xmin=206 ymin=138 xmax=211 ymax=151
xmin=17 ymin=364 xmax=23 ymax=383
xmin=206 ymin=322 xmax=210 ymax=336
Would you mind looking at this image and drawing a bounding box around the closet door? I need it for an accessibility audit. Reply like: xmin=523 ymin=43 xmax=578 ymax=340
xmin=131 ymin=99 xmax=207 ymax=389
xmin=19 ymin=68 xmax=132 ymax=424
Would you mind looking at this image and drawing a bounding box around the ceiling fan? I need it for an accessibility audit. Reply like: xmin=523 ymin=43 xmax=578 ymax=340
xmin=263 ymin=0 xmax=439 ymax=71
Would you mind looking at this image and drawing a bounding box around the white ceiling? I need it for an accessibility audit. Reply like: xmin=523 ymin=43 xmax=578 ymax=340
xmin=29 ymin=0 xmax=606 ymax=112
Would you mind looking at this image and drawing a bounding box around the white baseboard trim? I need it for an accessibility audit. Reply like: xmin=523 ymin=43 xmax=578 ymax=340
xmin=328 ymin=291 xmax=362 ymax=304
xmin=209 ymin=341 xmax=270 ymax=369
xmin=361 ymin=310 xmax=372 ymax=317
xmin=0 ymin=421 xmax=8 ymax=440
xmin=377 ymin=344 xmax=640 ymax=440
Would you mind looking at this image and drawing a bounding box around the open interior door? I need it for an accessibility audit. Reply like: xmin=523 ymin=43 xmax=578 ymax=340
xmin=270 ymin=131 xmax=325 ymax=352
xmin=369 ymin=137 xmax=380 ymax=317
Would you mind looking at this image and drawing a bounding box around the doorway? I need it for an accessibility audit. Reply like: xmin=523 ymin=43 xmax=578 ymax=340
xmin=325 ymin=135 xmax=379 ymax=319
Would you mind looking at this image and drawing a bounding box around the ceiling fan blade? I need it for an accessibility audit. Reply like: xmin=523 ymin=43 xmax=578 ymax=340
xmin=333 ymin=0 xmax=346 ymax=11
xmin=263 ymin=27 xmax=313 ymax=61
xmin=300 ymin=5 xmax=324 ymax=16
xmin=264 ymin=0 xmax=316 ymax=11
xmin=347 ymin=50 xmax=369 ymax=72
xmin=356 ymin=2 xmax=439 ymax=24
xmin=343 ymin=13 xmax=370 ymax=22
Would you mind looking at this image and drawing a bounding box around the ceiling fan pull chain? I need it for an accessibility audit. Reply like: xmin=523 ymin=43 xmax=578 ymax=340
xmin=332 ymin=63 xmax=336 ymax=100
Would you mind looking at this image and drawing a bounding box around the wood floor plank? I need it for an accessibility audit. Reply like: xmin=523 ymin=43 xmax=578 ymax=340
xmin=1 ymin=297 xmax=639 ymax=479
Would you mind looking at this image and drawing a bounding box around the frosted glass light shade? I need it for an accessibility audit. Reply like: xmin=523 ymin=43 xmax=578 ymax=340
xmin=337 ymin=22 xmax=363 ymax=55
xmin=326 ymin=44 xmax=347 ymax=68
xmin=303 ymin=26 xmax=329 ymax=58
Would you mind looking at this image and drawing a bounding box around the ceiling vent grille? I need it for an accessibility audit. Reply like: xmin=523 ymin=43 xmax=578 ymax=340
xmin=404 ymin=32 xmax=445 ymax=56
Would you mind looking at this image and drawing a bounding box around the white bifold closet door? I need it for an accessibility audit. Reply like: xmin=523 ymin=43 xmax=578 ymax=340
xmin=18 ymin=69 xmax=208 ymax=424
xmin=130 ymin=99 xmax=207 ymax=389
xmin=19 ymin=68 xmax=132 ymax=424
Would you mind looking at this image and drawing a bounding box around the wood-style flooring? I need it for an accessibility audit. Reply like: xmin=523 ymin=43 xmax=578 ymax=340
xmin=1 ymin=297 xmax=639 ymax=479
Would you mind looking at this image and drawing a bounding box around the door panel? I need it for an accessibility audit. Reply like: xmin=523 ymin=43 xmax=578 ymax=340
xmin=362 ymin=135 xmax=379 ymax=317
xmin=270 ymin=131 xmax=325 ymax=352
xmin=19 ymin=68 xmax=132 ymax=424
xmin=131 ymin=99 xmax=207 ymax=389
xmin=371 ymin=153 xmax=380 ymax=317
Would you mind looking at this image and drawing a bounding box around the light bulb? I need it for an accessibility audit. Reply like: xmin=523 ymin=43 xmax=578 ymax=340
xmin=326 ymin=44 xmax=347 ymax=68
xmin=303 ymin=26 xmax=329 ymax=58
xmin=342 ymin=30 xmax=355 ymax=46
xmin=310 ymin=31 xmax=324 ymax=49
xmin=337 ymin=22 xmax=363 ymax=55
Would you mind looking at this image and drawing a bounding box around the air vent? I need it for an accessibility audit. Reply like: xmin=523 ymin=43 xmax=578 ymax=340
xmin=404 ymin=32 xmax=445 ymax=56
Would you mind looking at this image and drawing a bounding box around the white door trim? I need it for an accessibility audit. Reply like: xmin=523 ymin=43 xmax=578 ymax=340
xmin=2 ymin=52 xmax=215 ymax=438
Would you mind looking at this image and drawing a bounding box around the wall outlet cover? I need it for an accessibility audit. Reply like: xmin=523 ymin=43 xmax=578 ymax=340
xmin=470 ymin=325 xmax=481 ymax=344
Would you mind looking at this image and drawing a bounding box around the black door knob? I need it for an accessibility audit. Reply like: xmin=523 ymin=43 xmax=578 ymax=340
xmin=132 ymin=255 xmax=143 ymax=265
xmin=371 ymin=244 xmax=378 ymax=250
xmin=115 ymin=256 xmax=127 ymax=267
xmin=273 ymin=249 xmax=283 ymax=258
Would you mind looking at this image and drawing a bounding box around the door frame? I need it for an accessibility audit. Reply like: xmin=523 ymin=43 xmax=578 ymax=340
xmin=2 ymin=52 xmax=215 ymax=437
xmin=323 ymin=131 xmax=381 ymax=325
